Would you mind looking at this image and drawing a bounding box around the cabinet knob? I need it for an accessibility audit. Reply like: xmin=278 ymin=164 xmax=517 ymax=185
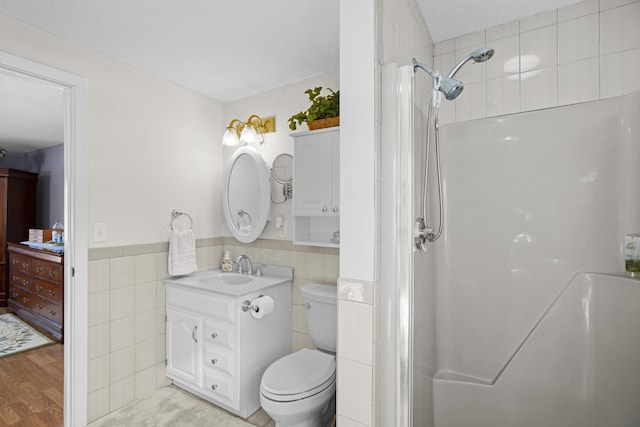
xmin=192 ymin=325 xmax=198 ymax=343
xmin=211 ymin=384 xmax=218 ymax=391
xmin=35 ymin=304 xmax=42 ymax=310
xmin=22 ymin=280 xmax=29 ymax=286
xmin=23 ymin=262 xmax=29 ymax=269
xmin=48 ymin=270 xmax=55 ymax=277
xmin=49 ymin=310 xmax=56 ymax=316
xmin=322 ymin=207 xmax=328 ymax=212
xmin=49 ymin=290 xmax=56 ymax=296
xmin=36 ymin=266 xmax=43 ymax=273
xmin=12 ymin=292 xmax=17 ymax=298
xmin=332 ymin=207 xmax=338 ymax=213
xmin=35 ymin=285 xmax=43 ymax=291
xmin=22 ymin=297 xmax=28 ymax=303
xmin=11 ymin=259 xmax=17 ymax=265
xmin=211 ymin=358 xmax=218 ymax=365
xmin=211 ymin=332 xmax=218 ymax=339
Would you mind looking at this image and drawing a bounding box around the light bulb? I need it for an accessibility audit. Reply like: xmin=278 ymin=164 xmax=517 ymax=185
xmin=240 ymin=124 xmax=260 ymax=144
xmin=222 ymin=128 xmax=240 ymax=146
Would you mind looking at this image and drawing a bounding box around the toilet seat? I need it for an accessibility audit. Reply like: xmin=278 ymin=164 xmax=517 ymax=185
xmin=261 ymin=348 xmax=336 ymax=402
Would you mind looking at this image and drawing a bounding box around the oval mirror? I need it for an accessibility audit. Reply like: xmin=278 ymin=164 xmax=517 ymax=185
xmin=223 ymin=146 xmax=271 ymax=243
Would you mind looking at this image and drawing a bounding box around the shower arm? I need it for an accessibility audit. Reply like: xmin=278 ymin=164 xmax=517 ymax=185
xmin=447 ymin=56 xmax=474 ymax=79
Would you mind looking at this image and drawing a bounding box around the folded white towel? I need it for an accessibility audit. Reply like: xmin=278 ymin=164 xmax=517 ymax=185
xmin=168 ymin=229 xmax=198 ymax=276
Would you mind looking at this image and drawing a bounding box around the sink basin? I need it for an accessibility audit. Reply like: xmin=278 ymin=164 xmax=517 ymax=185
xmin=200 ymin=273 xmax=254 ymax=286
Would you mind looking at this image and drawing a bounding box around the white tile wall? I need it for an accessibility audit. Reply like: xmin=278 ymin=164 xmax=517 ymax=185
xmin=87 ymin=237 xmax=338 ymax=423
xmin=433 ymin=0 xmax=640 ymax=124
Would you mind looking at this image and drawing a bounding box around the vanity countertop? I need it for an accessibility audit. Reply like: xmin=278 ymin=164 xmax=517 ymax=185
xmin=163 ymin=265 xmax=293 ymax=297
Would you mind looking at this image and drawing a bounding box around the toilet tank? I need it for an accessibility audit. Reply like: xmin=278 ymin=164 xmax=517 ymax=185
xmin=301 ymin=283 xmax=337 ymax=353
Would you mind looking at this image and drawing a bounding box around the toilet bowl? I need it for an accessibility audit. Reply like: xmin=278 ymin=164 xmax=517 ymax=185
xmin=260 ymin=283 xmax=337 ymax=427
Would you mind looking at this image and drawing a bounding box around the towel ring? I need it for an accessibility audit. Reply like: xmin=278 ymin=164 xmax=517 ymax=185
xmin=236 ymin=209 xmax=252 ymax=228
xmin=171 ymin=209 xmax=194 ymax=231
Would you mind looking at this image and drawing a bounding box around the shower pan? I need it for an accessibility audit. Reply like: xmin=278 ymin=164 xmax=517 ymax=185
xmin=380 ymin=58 xmax=640 ymax=427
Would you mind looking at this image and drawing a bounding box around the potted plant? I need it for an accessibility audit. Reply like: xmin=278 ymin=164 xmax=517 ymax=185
xmin=288 ymin=86 xmax=340 ymax=131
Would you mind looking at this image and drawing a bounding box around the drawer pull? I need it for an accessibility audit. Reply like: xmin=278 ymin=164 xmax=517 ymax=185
xmin=322 ymin=207 xmax=328 ymax=212
xmin=49 ymin=290 xmax=56 ymax=296
xmin=35 ymin=304 xmax=42 ymax=310
xmin=12 ymin=259 xmax=17 ymax=265
xmin=36 ymin=266 xmax=43 ymax=273
xmin=211 ymin=384 xmax=218 ymax=391
xmin=12 ymin=275 xmax=18 ymax=281
xmin=211 ymin=358 xmax=218 ymax=365
xmin=49 ymin=310 xmax=56 ymax=316
xmin=22 ymin=280 xmax=29 ymax=286
xmin=35 ymin=285 xmax=43 ymax=291
xmin=211 ymin=332 xmax=218 ymax=339
xmin=23 ymin=262 xmax=29 ymax=269
xmin=12 ymin=292 xmax=17 ymax=298
xmin=192 ymin=325 xmax=198 ymax=343
xmin=22 ymin=297 xmax=28 ymax=303
xmin=48 ymin=270 xmax=55 ymax=277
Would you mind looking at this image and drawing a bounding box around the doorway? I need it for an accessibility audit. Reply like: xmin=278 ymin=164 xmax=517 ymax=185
xmin=0 ymin=51 xmax=89 ymax=426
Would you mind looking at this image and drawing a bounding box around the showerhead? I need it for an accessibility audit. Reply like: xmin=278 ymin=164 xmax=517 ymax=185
xmin=413 ymin=58 xmax=465 ymax=101
xmin=447 ymin=47 xmax=495 ymax=79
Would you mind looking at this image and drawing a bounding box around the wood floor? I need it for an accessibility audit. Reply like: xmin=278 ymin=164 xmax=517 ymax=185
xmin=0 ymin=343 xmax=64 ymax=427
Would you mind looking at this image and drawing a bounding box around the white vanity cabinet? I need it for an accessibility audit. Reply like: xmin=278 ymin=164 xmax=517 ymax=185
xmin=292 ymin=127 xmax=340 ymax=247
xmin=165 ymin=269 xmax=292 ymax=418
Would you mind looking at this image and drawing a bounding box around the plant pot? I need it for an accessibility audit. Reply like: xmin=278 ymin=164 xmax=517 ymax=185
xmin=307 ymin=116 xmax=340 ymax=130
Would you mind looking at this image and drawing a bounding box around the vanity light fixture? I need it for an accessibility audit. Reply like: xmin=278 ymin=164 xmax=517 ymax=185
xmin=222 ymin=115 xmax=275 ymax=146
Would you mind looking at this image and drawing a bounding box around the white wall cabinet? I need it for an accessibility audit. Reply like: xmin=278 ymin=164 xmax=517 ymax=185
xmin=292 ymin=127 xmax=340 ymax=247
xmin=165 ymin=269 xmax=292 ymax=419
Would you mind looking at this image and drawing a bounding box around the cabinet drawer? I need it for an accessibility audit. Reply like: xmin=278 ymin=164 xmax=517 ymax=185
xmin=166 ymin=286 xmax=235 ymax=322
xmin=204 ymin=345 xmax=235 ymax=376
xmin=9 ymin=288 xmax=31 ymax=309
xmin=33 ymin=278 xmax=62 ymax=302
xmin=204 ymin=319 xmax=235 ymax=349
xmin=10 ymin=272 xmax=32 ymax=292
xmin=31 ymin=259 xmax=62 ymax=282
xmin=10 ymin=253 xmax=32 ymax=274
xmin=204 ymin=369 xmax=235 ymax=404
xmin=29 ymin=294 xmax=62 ymax=324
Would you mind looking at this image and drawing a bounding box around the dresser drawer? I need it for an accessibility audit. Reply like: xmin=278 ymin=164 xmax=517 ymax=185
xmin=31 ymin=259 xmax=63 ymax=282
xmin=10 ymin=272 xmax=32 ymax=292
xmin=29 ymin=294 xmax=62 ymax=324
xmin=10 ymin=253 xmax=32 ymax=274
xmin=204 ymin=319 xmax=235 ymax=349
xmin=204 ymin=345 xmax=235 ymax=376
xmin=204 ymin=369 xmax=235 ymax=404
xmin=33 ymin=278 xmax=62 ymax=303
xmin=9 ymin=288 xmax=32 ymax=309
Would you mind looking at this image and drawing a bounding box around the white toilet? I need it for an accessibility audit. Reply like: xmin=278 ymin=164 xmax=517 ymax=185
xmin=260 ymin=283 xmax=337 ymax=427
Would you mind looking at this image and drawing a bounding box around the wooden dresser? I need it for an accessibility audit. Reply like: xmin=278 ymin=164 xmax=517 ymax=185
xmin=7 ymin=243 xmax=64 ymax=342
xmin=0 ymin=169 xmax=38 ymax=306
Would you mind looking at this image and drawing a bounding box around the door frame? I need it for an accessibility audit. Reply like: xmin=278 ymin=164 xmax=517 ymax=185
xmin=0 ymin=51 xmax=89 ymax=426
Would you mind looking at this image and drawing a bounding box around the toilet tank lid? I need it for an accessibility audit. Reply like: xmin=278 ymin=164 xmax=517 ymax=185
xmin=301 ymin=283 xmax=336 ymax=304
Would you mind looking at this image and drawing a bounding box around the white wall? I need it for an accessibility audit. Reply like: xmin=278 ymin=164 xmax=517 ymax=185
xmin=0 ymin=12 xmax=225 ymax=248
xmin=221 ymin=72 xmax=339 ymax=241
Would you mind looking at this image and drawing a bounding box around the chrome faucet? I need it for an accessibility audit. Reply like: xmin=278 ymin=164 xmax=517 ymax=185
xmin=236 ymin=254 xmax=253 ymax=275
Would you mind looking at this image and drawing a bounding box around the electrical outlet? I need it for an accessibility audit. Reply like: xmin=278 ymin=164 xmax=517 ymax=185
xmin=94 ymin=222 xmax=107 ymax=242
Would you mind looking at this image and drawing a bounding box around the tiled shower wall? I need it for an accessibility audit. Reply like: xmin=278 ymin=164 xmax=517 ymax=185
xmin=86 ymin=237 xmax=338 ymax=422
xmin=433 ymin=0 xmax=640 ymax=123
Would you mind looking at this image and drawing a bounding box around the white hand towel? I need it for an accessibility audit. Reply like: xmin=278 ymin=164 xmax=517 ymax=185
xmin=168 ymin=228 xmax=198 ymax=276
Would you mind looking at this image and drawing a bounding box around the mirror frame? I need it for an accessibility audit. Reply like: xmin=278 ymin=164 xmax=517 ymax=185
xmin=223 ymin=146 xmax=271 ymax=243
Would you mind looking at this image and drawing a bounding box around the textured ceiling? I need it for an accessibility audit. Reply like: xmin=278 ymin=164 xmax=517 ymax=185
xmin=0 ymin=0 xmax=582 ymax=150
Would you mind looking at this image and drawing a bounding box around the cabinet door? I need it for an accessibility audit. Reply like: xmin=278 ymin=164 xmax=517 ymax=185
xmin=166 ymin=308 xmax=201 ymax=386
xmin=293 ymin=132 xmax=334 ymax=216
